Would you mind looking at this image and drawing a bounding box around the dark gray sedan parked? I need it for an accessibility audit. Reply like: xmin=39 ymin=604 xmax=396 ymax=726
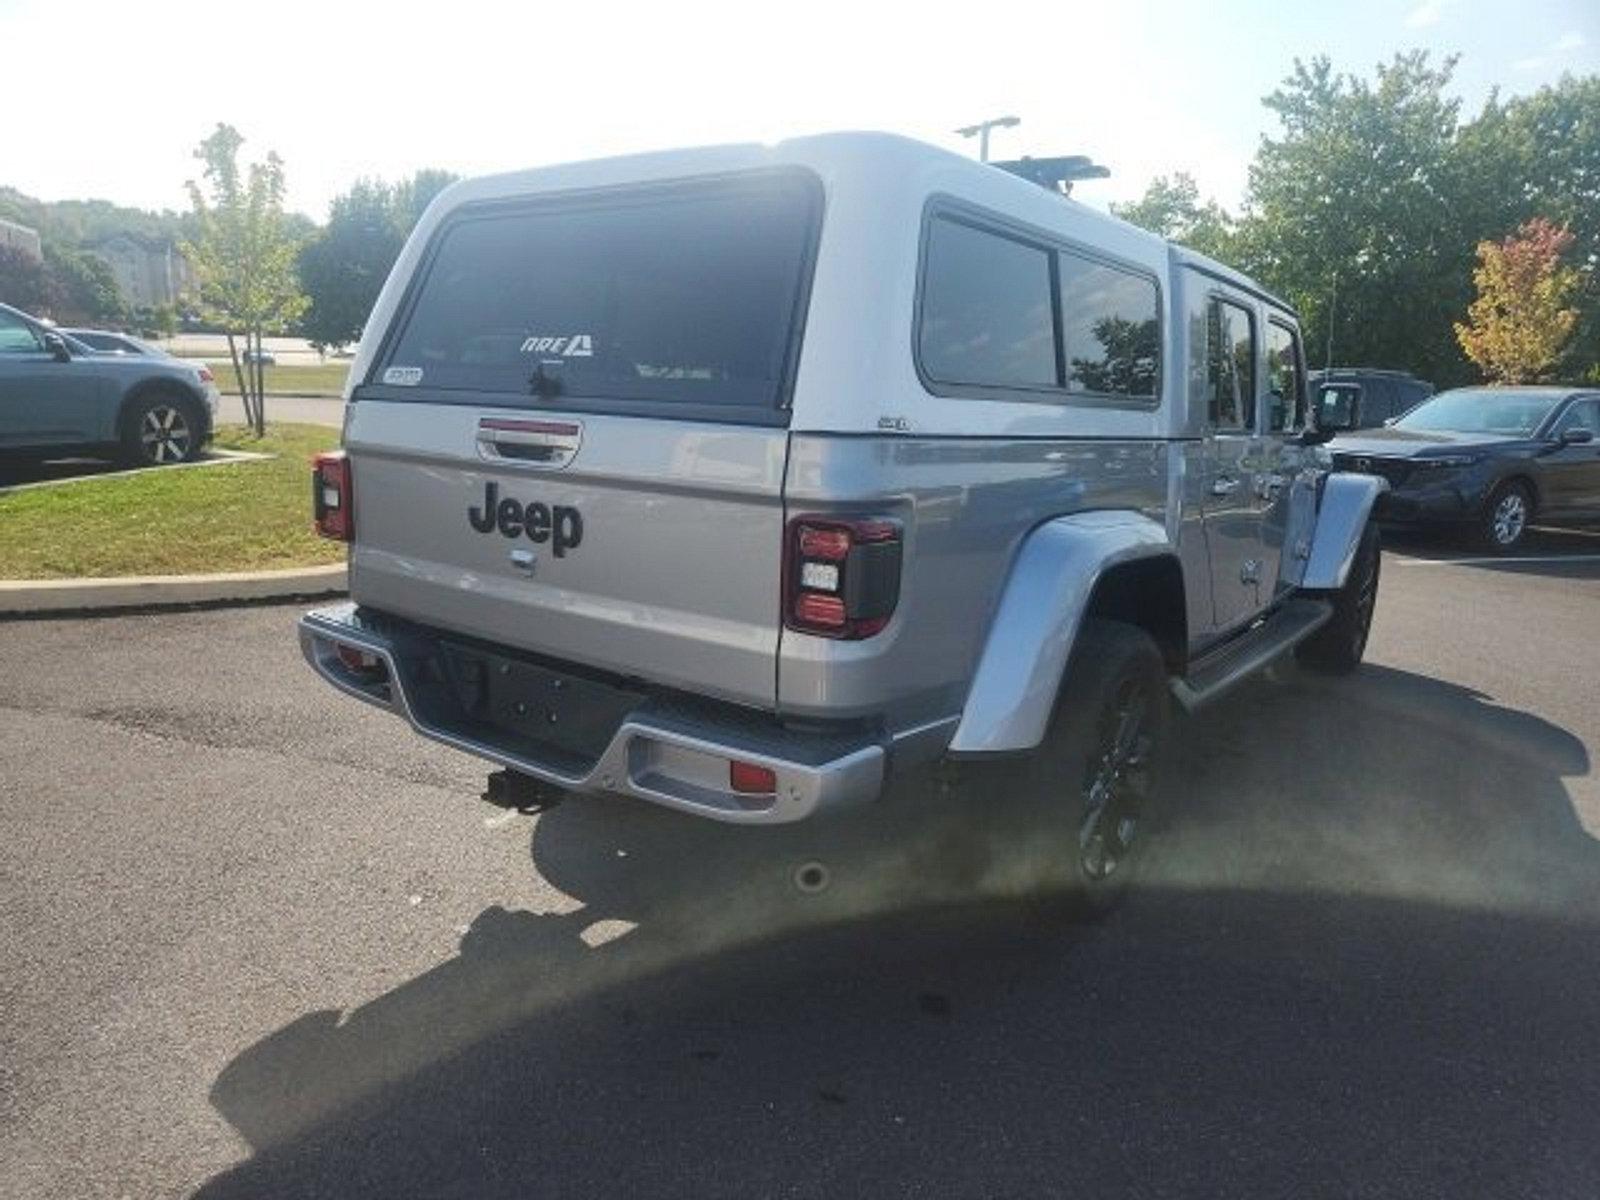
xmin=0 ymin=301 xmax=219 ymax=465
xmin=1328 ymin=386 xmax=1600 ymax=551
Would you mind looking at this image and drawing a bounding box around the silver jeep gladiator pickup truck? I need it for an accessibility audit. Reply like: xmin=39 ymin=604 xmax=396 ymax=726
xmin=299 ymin=133 xmax=1382 ymax=898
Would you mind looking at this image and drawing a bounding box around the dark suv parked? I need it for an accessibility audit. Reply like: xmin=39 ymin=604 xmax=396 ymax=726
xmin=1311 ymin=369 xmax=1434 ymax=432
xmin=1328 ymin=386 xmax=1600 ymax=551
xmin=0 ymin=301 xmax=219 ymax=465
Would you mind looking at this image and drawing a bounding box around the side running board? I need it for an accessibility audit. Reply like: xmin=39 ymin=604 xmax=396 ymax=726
xmin=1170 ymin=598 xmax=1334 ymax=713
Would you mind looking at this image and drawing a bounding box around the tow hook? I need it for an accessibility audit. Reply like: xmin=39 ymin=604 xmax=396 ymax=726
xmin=481 ymin=768 xmax=564 ymax=813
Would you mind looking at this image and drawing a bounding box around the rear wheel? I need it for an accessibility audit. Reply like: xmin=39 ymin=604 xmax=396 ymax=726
xmin=1295 ymin=521 xmax=1380 ymax=674
xmin=1015 ymin=619 xmax=1172 ymax=914
xmin=1479 ymin=480 xmax=1533 ymax=553
xmin=121 ymin=393 xmax=201 ymax=466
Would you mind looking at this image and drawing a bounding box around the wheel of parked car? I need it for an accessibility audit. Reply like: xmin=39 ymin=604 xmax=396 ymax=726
xmin=1018 ymin=619 xmax=1173 ymax=914
xmin=1295 ymin=521 xmax=1381 ymax=675
xmin=1479 ymin=480 xmax=1533 ymax=553
xmin=122 ymin=392 xmax=201 ymax=466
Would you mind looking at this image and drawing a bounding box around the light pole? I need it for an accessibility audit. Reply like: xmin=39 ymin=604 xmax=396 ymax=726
xmin=956 ymin=115 xmax=1020 ymax=163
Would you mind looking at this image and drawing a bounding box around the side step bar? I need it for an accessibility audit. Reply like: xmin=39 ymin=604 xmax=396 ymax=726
xmin=1170 ymin=597 xmax=1334 ymax=713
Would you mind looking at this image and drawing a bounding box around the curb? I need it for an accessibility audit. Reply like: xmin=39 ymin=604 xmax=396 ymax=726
xmin=0 ymin=449 xmax=274 ymax=496
xmin=0 ymin=563 xmax=347 ymax=616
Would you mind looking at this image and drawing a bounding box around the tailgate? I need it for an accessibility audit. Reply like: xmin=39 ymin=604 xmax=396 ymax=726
xmin=347 ymin=401 xmax=787 ymax=710
xmin=342 ymin=167 xmax=821 ymax=712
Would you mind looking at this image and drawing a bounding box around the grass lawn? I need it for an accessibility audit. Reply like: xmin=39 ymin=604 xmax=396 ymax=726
xmin=0 ymin=424 xmax=346 ymax=580
xmin=183 ymin=360 xmax=352 ymax=397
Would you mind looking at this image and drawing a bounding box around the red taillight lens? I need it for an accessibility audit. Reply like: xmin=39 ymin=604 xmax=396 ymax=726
xmin=312 ymin=450 xmax=352 ymax=542
xmin=797 ymin=526 xmax=851 ymax=561
xmin=729 ymin=760 xmax=777 ymax=795
xmin=794 ymin=592 xmax=847 ymax=628
xmin=784 ymin=515 xmax=902 ymax=639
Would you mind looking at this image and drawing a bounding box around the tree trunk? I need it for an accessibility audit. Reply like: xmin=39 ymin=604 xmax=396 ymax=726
xmin=252 ymin=328 xmax=267 ymax=435
xmin=225 ymin=331 xmax=254 ymax=433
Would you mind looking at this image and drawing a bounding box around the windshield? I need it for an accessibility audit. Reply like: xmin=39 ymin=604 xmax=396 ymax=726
xmin=1315 ymin=383 xmax=1361 ymax=428
xmin=1393 ymin=389 xmax=1559 ymax=437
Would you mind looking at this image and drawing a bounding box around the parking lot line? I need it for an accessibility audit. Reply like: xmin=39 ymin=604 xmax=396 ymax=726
xmin=1389 ymin=553 xmax=1600 ymax=566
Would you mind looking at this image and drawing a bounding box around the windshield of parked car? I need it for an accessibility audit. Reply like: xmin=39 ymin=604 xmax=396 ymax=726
xmin=1393 ymin=389 xmax=1560 ymax=437
xmin=1315 ymin=383 xmax=1361 ymax=429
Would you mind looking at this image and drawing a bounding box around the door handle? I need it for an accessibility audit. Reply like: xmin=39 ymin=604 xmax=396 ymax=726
xmin=1211 ymin=476 xmax=1241 ymax=496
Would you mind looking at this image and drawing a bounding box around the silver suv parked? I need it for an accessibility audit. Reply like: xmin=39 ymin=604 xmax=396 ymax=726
xmin=299 ymin=134 xmax=1383 ymax=901
xmin=0 ymin=302 xmax=219 ymax=464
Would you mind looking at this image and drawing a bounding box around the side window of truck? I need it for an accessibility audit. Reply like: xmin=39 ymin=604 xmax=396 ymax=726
xmin=1058 ymin=250 xmax=1160 ymax=400
xmin=1265 ymin=319 xmax=1306 ymax=433
xmin=919 ymin=216 xmax=1058 ymax=389
xmin=918 ymin=212 xmax=1162 ymax=403
xmin=1206 ymin=299 xmax=1255 ymax=431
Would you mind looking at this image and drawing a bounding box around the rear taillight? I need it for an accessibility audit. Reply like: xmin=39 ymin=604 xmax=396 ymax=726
xmin=784 ymin=514 xmax=901 ymax=639
xmin=312 ymin=450 xmax=353 ymax=542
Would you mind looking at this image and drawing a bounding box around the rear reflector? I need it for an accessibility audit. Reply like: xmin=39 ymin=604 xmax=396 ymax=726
xmin=729 ymin=760 xmax=777 ymax=795
xmin=312 ymin=450 xmax=352 ymax=541
xmin=335 ymin=643 xmax=382 ymax=674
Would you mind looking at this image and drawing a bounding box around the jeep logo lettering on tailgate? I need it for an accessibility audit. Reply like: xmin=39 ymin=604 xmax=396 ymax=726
xmin=468 ymin=482 xmax=583 ymax=557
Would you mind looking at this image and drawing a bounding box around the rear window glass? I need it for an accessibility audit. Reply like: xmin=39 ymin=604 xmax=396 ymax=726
xmin=379 ymin=172 xmax=818 ymax=413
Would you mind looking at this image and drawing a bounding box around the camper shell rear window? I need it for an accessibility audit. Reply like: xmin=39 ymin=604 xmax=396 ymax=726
xmin=364 ymin=169 xmax=822 ymax=425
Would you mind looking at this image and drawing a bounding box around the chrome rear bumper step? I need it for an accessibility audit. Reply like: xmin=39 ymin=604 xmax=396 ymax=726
xmin=298 ymin=602 xmax=885 ymax=824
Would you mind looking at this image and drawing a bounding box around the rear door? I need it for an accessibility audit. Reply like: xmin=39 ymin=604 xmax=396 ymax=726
xmin=1544 ymin=398 xmax=1600 ymax=515
xmin=345 ymin=170 xmax=821 ymax=711
xmin=1260 ymin=316 xmax=1311 ymax=599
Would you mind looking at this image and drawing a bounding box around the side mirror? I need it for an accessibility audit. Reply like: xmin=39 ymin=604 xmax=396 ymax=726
xmin=41 ymin=331 xmax=71 ymax=363
xmin=1558 ymin=427 xmax=1595 ymax=446
xmin=1382 ymin=417 xmax=1398 ymax=427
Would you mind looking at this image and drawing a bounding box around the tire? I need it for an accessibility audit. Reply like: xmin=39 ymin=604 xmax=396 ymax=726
xmin=1295 ymin=520 xmax=1381 ymax=675
xmin=120 ymin=392 xmax=202 ymax=467
xmin=1013 ymin=619 xmax=1173 ymax=915
xmin=1478 ymin=480 xmax=1533 ymax=553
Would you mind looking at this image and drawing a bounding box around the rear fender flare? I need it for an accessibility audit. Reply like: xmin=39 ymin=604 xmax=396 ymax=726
xmin=1302 ymin=472 xmax=1386 ymax=591
xmin=948 ymin=511 xmax=1173 ymax=755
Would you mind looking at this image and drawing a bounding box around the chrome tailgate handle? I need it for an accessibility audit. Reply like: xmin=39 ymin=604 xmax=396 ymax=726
xmin=476 ymin=417 xmax=583 ymax=469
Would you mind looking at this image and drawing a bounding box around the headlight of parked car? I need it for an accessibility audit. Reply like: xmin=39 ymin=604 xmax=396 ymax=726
xmin=1416 ymin=454 xmax=1483 ymax=469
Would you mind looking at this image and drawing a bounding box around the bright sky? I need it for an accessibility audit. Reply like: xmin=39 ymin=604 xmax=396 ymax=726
xmin=4 ymin=0 xmax=1596 ymax=222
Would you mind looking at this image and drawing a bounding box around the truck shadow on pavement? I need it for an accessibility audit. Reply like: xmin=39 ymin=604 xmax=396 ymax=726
xmin=199 ymin=664 xmax=1600 ymax=1199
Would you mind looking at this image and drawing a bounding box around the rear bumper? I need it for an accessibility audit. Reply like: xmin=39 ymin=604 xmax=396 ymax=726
xmin=298 ymin=602 xmax=886 ymax=824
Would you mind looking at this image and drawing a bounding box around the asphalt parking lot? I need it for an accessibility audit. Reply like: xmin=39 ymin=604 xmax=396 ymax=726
xmin=2 ymin=531 xmax=1597 ymax=1199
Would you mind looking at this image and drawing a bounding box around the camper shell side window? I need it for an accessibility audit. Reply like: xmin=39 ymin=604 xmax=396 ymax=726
xmin=913 ymin=199 xmax=1163 ymax=410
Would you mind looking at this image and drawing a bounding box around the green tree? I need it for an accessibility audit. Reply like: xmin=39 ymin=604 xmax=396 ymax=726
xmin=0 ymin=244 xmax=51 ymax=312
xmin=1234 ymin=53 xmax=1467 ymax=379
xmin=1455 ymin=218 xmax=1581 ymax=382
xmin=298 ymin=169 xmax=457 ymax=353
xmin=1450 ymin=76 xmax=1600 ymax=380
xmin=182 ymin=123 xmax=308 ymax=434
xmin=1111 ymin=173 xmax=1234 ymax=260
xmin=44 ymin=245 xmax=126 ymax=324
xmin=0 ymin=244 xmax=125 ymax=324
